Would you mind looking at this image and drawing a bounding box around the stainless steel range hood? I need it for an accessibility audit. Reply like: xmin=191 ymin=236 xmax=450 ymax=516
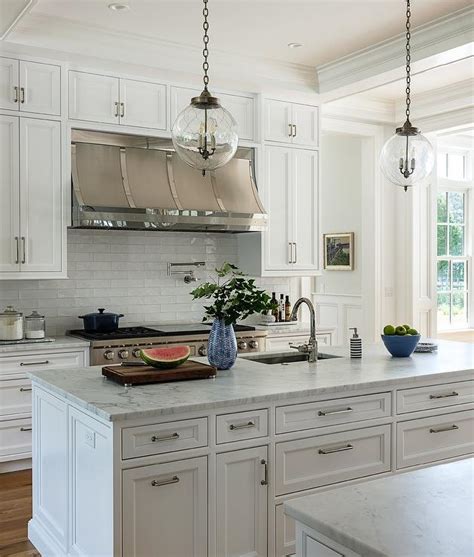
xmin=71 ymin=130 xmax=267 ymax=233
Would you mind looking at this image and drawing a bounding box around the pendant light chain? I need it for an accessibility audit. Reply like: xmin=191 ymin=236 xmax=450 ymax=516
xmin=202 ymin=0 xmax=210 ymax=92
xmin=404 ymin=0 xmax=411 ymax=124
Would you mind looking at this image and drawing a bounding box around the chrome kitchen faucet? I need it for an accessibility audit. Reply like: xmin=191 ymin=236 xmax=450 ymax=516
xmin=289 ymin=297 xmax=318 ymax=363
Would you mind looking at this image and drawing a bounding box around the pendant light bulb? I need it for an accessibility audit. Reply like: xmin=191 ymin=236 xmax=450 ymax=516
xmin=171 ymin=0 xmax=238 ymax=175
xmin=380 ymin=0 xmax=434 ymax=191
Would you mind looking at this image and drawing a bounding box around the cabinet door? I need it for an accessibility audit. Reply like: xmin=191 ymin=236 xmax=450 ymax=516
xmin=219 ymin=92 xmax=255 ymax=141
xmin=119 ymin=78 xmax=167 ymax=130
xmin=216 ymin=446 xmax=268 ymax=557
xmin=169 ymin=85 xmax=201 ymax=126
xmin=291 ymin=103 xmax=319 ymax=148
xmin=19 ymin=61 xmax=60 ymax=116
xmin=265 ymin=99 xmax=292 ymax=143
xmin=0 ymin=115 xmax=20 ymax=272
xmin=69 ymin=71 xmax=119 ymax=124
xmin=19 ymin=118 xmax=62 ymax=273
xmin=123 ymin=456 xmax=207 ymax=557
xmin=264 ymin=146 xmax=293 ymax=271
xmin=0 ymin=57 xmax=19 ymax=111
xmin=292 ymin=149 xmax=319 ymax=271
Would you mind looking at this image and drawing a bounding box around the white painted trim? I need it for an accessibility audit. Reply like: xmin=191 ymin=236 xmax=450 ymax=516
xmin=317 ymin=7 xmax=474 ymax=96
xmin=0 ymin=0 xmax=37 ymax=41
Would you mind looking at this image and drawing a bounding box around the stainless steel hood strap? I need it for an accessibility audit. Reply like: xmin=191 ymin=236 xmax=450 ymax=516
xmin=71 ymin=144 xmax=85 ymax=206
xmin=210 ymin=172 xmax=227 ymax=212
xmin=166 ymin=153 xmax=184 ymax=210
xmin=248 ymin=161 xmax=266 ymax=213
xmin=119 ymin=148 xmax=136 ymax=208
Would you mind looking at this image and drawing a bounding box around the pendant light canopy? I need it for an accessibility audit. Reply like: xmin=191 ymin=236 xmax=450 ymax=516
xmin=171 ymin=0 xmax=238 ymax=176
xmin=380 ymin=0 xmax=434 ymax=191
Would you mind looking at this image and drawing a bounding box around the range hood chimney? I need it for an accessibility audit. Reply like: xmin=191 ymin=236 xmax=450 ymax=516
xmin=71 ymin=130 xmax=267 ymax=233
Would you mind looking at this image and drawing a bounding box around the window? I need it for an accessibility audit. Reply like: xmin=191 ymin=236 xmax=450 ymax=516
xmin=436 ymin=191 xmax=469 ymax=329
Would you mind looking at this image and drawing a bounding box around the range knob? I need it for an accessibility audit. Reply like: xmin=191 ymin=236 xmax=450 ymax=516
xmin=249 ymin=340 xmax=259 ymax=349
xmin=198 ymin=345 xmax=207 ymax=357
xmin=237 ymin=340 xmax=248 ymax=351
xmin=103 ymin=350 xmax=115 ymax=361
xmin=118 ymin=349 xmax=129 ymax=360
xmin=132 ymin=348 xmax=142 ymax=358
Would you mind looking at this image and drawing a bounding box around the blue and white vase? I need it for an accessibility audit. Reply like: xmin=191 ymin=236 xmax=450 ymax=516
xmin=208 ymin=318 xmax=237 ymax=370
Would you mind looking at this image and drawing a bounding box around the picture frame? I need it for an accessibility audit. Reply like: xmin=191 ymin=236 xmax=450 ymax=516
xmin=323 ymin=232 xmax=354 ymax=271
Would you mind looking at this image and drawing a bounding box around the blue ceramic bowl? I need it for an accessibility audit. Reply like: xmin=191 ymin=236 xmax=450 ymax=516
xmin=381 ymin=334 xmax=420 ymax=357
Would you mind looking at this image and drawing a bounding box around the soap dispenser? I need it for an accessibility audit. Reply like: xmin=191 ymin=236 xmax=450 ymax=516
xmin=349 ymin=328 xmax=362 ymax=358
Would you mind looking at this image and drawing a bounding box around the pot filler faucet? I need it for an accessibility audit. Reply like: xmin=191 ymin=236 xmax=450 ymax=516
xmin=289 ymin=297 xmax=318 ymax=363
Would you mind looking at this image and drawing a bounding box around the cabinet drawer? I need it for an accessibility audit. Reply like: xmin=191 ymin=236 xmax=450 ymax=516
xmin=0 ymin=378 xmax=31 ymax=417
xmin=275 ymin=425 xmax=391 ymax=495
xmin=396 ymin=410 xmax=474 ymax=469
xmin=276 ymin=393 xmax=391 ymax=434
xmin=397 ymin=380 xmax=474 ymax=414
xmin=0 ymin=417 xmax=32 ymax=461
xmin=216 ymin=409 xmax=268 ymax=444
xmin=122 ymin=417 xmax=207 ymax=459
xmin=0 ymin=350 xmax=86 ymax=380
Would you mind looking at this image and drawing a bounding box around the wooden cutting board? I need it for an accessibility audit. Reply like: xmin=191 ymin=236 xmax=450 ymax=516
xmin=102 ymin=360 xmax=217 ymax=386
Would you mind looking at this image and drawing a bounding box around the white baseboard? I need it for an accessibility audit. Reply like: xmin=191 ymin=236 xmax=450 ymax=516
xmin=29 ymin=518 xmax=67 ymax=557
xmin=0 ymin=458 xmax=31 ymax=473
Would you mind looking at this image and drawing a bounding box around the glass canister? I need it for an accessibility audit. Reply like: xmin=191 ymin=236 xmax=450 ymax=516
xmin=25 ymin=311 xmax=46 ymax=339
xmin=0 ymin=306 xmax=24 ymax=341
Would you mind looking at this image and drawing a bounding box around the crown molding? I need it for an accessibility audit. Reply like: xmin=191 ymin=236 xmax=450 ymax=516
xmin=417 ymin=106 xmax=474 ymax=134
xmin=317 ymin=6 xmax=474 ymax=97
xmin=322 ymin=95 xmax=395 ymax=125
xmin=8 ymin=13 xmax=318 ymax=94
xmin=0 ymin=0 xmax=37 ymax=40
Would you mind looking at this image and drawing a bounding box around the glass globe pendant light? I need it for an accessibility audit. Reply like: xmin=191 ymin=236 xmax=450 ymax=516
xmin=171 ymin=0 xmax=238 ymax=176
xmin=380 ymin=0 xmax=434 ymax=191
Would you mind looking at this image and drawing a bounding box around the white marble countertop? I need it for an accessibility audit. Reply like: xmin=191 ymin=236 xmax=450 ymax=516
xmin=0 ymin=336 xmax=90 ymax=354
xmin=284 ymin=458 xmax=474 ymax=557
xmin=27 ymin=340 xmax=473 ymax=422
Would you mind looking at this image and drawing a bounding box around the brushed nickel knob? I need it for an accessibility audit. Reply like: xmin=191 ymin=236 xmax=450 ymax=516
xmin=118 ymin=349 xmax=129 ymax=360
xmin=132 ymin=348 xmax=142 ymax=358
xmin=238 ymin=341 xmax=248 ymax=350
xmin=198 ymin=345 xmax=207 ymax=356
xmin=249 ymin=340 xmax=258 ymax=349
xmin=104 ymin=350 xmax=115 ymax=360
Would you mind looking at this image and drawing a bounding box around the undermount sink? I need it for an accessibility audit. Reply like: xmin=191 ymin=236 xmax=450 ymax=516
xmin=242 ymin=351 xmax=341 ymax=365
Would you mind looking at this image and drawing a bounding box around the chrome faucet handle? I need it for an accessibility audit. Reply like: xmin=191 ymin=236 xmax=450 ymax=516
xmin=289 ymin=343 xmax=309 ymax=353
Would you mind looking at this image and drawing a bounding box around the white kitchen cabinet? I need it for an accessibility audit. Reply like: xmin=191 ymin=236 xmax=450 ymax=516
xmin=0 ymin=116 xmax=63 ymax=278
xmin=123 ymin=456 xmax=208 ymax=557
xmin=0 ymin=58 xmax=60 ymax=115
xmin=69 ymin=71 xmax=119 ymax=124
xmin=265 ymin=99 xmax=319 ymax=148
xmin=0 ymin=115 xmax=20 ymax=272
xmin=216 ymin=446 xmax=268 ymax=557
xmin=119 ymin=78 xmax=167 ymax=129
xmin=169 ymin=85 xmax=256 ymax=141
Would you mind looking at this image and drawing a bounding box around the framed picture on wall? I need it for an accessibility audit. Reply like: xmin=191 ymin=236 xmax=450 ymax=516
xmin=323 ymin=233 xmax=354 ymax=270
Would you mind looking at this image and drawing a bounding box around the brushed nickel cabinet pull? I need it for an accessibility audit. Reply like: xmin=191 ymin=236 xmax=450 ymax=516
xmin=151 ymin=475 xmax=179 ymax=487
xmin=429 ymin=424 xmax=459 ymax=434
xmin=151 ymin=432 xmax=179 ymax=442
xmin=229 ymin=420 xmax=255 ymax=431
xmin=260 ymin=459 xmax=268 ymax=485
xmin=21 ymin=236 xmax=26 ymax=264
xmin=318 ymin=407 xmax=353 ymax=417
xmin=14 ymin=236 xmax=19 ymax=264
xmin=293 ymin=242 xmax=297 ymax=263
xmin=13 ymin=86 xmax=19 ymax=103
xmin=120 ymin=102 xmax=125 ymax=118
xmin=20 ymin=426 xmax=32 ymax=432
xmin=429 ymin=392 xmax=459 ymax=399
xmin=318 ymin=443 xmax=354 ymax=455
xmin=293 ymin=124 xmax=297 ymax=137
xmin=20 ymin=360 xmax=50 ymax=366
xmin=114 ymin=101 xmax=119 ymax=117
xmin=288 ymin=123 xmax=292 ymax=137
xmin=20 ymin=387 xmax=32 ymax=392
xmin=20 ymin=87 xmax=25 ymax=104
xmin=288 ymin=242 xmax=293 ymax=264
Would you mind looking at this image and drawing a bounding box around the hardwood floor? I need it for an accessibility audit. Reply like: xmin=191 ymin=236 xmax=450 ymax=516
xmin=0 ymin=470 xmax=40 ymax=557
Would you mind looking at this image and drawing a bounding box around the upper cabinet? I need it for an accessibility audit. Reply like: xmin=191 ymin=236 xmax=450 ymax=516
xmin=69 ymin=71 xmax=167 ymax=130
xmin=0 ymin=58 xmax=60 ymax=116
xmin=265 ymin=99 xmax=319 ymax=148
xmin=170 ymin=86 xmax=256 ymax=142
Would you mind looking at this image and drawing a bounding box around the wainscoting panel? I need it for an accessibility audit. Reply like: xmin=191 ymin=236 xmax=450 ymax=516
xmin=313 ymin=293 xmax=362 ymax=345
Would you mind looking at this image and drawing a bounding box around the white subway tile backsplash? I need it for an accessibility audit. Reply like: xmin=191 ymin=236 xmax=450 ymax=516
xmin=2 ymin=229 xmax=299 ymax=335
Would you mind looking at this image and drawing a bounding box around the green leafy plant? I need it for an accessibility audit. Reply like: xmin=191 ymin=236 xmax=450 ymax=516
xmin=190 ymin=263 xmax=277 ymax=325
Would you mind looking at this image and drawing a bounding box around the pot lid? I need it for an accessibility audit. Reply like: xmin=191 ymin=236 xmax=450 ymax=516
xmin=1 ymin=305 xmax=22 ymax=317
xmin=26 ymin=310 xmax=44 ymax=320
xmin=80 ymin=308 xmax=123 ymax=318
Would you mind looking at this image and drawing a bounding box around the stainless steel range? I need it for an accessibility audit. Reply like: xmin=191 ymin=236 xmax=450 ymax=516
xmin=68 ymin=324 xmax=266 ymax=366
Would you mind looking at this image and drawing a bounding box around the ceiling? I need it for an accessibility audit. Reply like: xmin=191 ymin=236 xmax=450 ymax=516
xmin=19 ymin=0 xmax=472 ymax=67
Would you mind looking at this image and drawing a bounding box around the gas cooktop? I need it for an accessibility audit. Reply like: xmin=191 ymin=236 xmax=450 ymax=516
xmin=68 ymin=323 xmax=256 ymax=341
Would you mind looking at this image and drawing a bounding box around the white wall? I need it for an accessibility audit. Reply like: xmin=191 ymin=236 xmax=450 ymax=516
xmin=0 ymin=230 xmax=299 ymax=336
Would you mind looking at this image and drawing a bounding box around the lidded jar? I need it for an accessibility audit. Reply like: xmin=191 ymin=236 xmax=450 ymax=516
xmin=0 ymin=305 xmax=24 ymax=341
xmin=25 ymin=311 xmax=46 ymax=339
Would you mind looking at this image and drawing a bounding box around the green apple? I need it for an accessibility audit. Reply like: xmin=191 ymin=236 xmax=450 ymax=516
xmin=408 ymin=328 xmax=419 ymax=335
xmin=395 ymin=326 xmax=407 ymax=335
xmin=403 ymin=324 xmax=411 ymax=331
xmin=383 ymin=325 xmax=396 ymax=335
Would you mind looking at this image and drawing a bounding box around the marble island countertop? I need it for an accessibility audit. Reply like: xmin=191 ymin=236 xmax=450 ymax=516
xmin=0 ymin=335 xmax=90 ymax=354
xmin=27 ymin=340 xmax=474 ymax=422
xmin=284 ymin=458 xmax=474 ymax=557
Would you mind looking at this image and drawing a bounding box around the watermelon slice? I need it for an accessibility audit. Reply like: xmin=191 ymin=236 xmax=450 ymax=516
xmin=140 ymin=345 xmax=191 ymax=369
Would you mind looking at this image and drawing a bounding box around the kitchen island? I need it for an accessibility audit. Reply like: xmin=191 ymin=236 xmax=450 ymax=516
xmin=27 ymin=341 xmax=474 ymax=557
xmin=284 ymin=458 xmax=474 ymax=557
